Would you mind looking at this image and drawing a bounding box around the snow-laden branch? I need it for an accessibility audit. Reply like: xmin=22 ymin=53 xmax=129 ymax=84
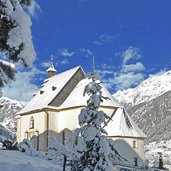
xmin=0 ymin=59 xmax=16 ymax=87
xmin=0 ymin=0 xmax=36 ymax=66
xmin=0 ymin=0 xmax=36 ymax=87
xmin=70 ymin=72 xmax=123 ymax=171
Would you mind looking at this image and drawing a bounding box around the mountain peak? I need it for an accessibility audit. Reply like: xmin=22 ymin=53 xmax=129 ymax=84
xmin=0 ymin=96 xmax=25 ymax=142
xmin=113 ymin=70 xmax=171 ymax=106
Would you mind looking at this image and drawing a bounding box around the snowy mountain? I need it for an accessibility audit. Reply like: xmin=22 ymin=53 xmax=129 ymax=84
xmin=0 ymin=97 xmax=25 ymax=142
xmin=113 ymin=70 xmax=171 ymax=143
xmin=113 ymin=70 xmax=171 ymax=108
xmin=128 ymin=91 xmax=171 ymax=143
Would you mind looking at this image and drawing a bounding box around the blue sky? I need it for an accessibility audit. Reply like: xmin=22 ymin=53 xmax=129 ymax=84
xmin=3 ymin=0 xmax=171 ymax=101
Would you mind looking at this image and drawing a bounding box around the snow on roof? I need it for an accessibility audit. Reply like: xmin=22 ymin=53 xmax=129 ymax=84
xmin=19 ymin=66 xmax=83 ymax=114
xmin=105 ymin=108 xmax=146 ymax=138
xmin=46 ymin=64 xmax=56 ymax=72
xmin=58 ymin=78 xmax=121 ymax=109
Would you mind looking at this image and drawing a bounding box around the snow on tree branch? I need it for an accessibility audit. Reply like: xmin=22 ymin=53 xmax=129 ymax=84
xmin=0 ymin=0 xmax=36 ymax=87
xmin=0 ymin=0 xmax=36 ymax=67
xmin=70 ymin=72 xmax=122 ymax=171
xmin=0 ymin=59 xmax=16 ymax=87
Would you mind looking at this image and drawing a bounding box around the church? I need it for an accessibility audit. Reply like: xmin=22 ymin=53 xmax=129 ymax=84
xmin=16 ymin=64 xmax=146 ymax=167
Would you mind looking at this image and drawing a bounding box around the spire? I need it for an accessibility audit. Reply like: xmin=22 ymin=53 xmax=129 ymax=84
xmin=91 ymin=56 xmax=95 ymax=72
xmin=46 ymin=56 xmax=56 ymax=78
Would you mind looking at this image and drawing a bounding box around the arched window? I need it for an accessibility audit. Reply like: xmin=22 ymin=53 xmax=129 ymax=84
xmin=62 ymin=130 xmax=65 ymax=145
xmin=133 ymin=140 xmax=137 ymax=148
xmin=29 ymin=116 xmax=34 ymax=129
xmin=25 ymin=131 xmax=28 ymax=139
xmin=134 ymin=157 xmax=138 ymax=166
xmin=35 ymin=131 xmax=39 ymax=151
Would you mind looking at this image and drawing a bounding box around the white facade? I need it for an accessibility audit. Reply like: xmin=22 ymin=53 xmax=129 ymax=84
xmin=17 ymin=66 xmax=146 ymax=167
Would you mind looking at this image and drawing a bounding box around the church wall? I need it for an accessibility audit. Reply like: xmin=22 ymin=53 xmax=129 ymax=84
xmin=16 ymin=117 xmax=21 ymax=143
xmin=48 ymin=109 xmax=80 ymax=133
xmin=110 ymin=137 xmax=145 ymax=167
xmin=18 ymin=106 xmax=145 ymax=163
xmin=48 ymin=109 xmax=80 ymax=148
xmin=48 ymin=107 xmax=116 ymax=148
xmin=18 ymin=111 xmax=48 ymax=151
xmin=49 ymin=107 xmax=115 ymax=133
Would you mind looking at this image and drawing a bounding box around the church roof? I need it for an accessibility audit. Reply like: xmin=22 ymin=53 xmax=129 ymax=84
xmin=19 ymin=66 xmax=84 ymax=114
xmin=105 ymin=108 xmax=146 ymax=138
xmin=18 ymin=66 xmax=146 ymax=138
xmin=58 ymin=78 xmax=121 ymax=109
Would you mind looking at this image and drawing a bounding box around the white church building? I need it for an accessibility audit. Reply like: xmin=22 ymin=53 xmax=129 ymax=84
xmin=17 ymin=65 xmax=146 ymax=168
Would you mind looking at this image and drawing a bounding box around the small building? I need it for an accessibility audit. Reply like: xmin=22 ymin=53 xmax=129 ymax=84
xmin=17 ymin=65 xmax=146 ymax=167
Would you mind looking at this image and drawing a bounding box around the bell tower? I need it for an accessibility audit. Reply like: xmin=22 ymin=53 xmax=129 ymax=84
xmin=46 ymin=57 xmax=56 ymax=78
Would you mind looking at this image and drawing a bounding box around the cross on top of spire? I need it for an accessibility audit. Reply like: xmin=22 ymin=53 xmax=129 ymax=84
xmin=92 ymin=56 xmax=95 ymax=72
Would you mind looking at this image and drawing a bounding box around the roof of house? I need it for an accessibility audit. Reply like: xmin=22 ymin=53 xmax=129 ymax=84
xmin=105 ymin=108 xmax=146 ymax=138
xmin=58 ymin=78 xmax=121 ymax=109
xmin=19 ymin=66 xmax=84 ymax=114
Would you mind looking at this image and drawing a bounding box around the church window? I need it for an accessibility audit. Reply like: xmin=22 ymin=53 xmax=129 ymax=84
xmin=62 ymin=131 xmax=65 ymax=145
xmin=75 ymin=137 xmax=78 ymax=145
xmin=33 ymin=93 xmax=36 ymax=97
xmin=123 ymin=112 xmax=132 ymax=128
xmin=52 ymin=86 xmax=57 ymax=91
xmin=29 ymin=116 xmax=34 ymax=129
xmin=25 ymin=131 xmax=28 ymax=139
xmin=35 ymin=131 xmax=39 ymax=151
xmin=40 ymin=90 xmax=44 ymax=94
xmin=133 ymin=140 xmax=137 ymax=148
xmin=134 ymin=157 xmax=138 ymax=166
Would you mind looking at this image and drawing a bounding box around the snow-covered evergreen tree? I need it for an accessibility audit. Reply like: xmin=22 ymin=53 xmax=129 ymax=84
xmin=0 ymin=0 xmax=36 ymax=87
xmin=70 ymin=72 xmax=122 ymax=171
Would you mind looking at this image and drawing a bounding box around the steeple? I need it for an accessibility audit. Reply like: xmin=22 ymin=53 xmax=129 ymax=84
xmin=92 ymin=56 xmax=95 ymax=72
xmin=46 ymin=57 xmax=56 ymax=78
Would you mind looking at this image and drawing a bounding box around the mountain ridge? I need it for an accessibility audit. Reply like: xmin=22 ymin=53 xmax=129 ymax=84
xmin=0 ymin=96 xmax=25 ymax=142
xmin=113 ymin=70 xmax=171 ymax=107
xmin=113 ymin=70 xmax=171 ymax=143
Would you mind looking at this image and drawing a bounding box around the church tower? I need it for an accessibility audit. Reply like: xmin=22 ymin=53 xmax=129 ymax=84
xmin=46 ymin=60 xmax=56 ymax=78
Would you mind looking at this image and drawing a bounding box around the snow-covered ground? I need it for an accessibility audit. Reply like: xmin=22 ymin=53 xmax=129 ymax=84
xmin=0 ymin=150 xmax=61 ymax=171
xmin=1 ymin=143 xmax=171 ymax=171
xmin=145 ymin=140 xmax=171 ymax=170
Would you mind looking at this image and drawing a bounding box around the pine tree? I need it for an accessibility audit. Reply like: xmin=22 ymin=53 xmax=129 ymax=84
xmin=0 ymin=60 xmax=15 ymax=87
xmin=70 ymin=72 xmax=122 ymax=171
xmin=0 ymin=0 xmax=36 ymax=87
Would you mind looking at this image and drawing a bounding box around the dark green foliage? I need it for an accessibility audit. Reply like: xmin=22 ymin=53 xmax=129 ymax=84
xmin=70 ymin=73 xmax=116 ymax=170
xmin=2 ymin=140 xmax=18 ymax=150
xmin=0 ymin=0 xmax=34 ymax=87
xmin=0 ymin=1 xmax=24 ymax=64
xmin=0 ymin=60 xmax=16 ymax=87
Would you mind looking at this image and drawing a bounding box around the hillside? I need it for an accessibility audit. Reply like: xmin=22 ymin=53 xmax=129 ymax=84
xmin=128 ymin=91 xmax=171 ymax=143
xmin=113 ymin=70 xmax=171 ymax=143
xmin=0 ymin=97 xmax=25 ymax=142
xmin=114 ymin=70 xmax=171 ymax=108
